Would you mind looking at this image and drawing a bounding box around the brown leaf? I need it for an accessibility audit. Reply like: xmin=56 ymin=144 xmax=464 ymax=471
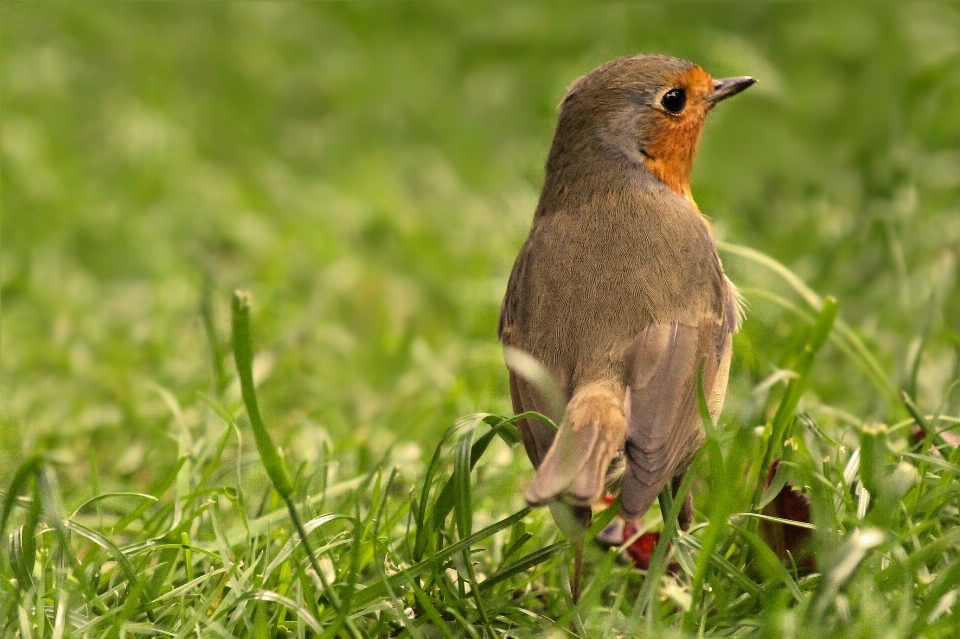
xmin=759 ymin=459 xmax=815 ymax=570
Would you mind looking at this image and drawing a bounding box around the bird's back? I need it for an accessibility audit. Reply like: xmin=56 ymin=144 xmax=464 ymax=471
xmin=499 ymin=168 xmax=727 ymax=395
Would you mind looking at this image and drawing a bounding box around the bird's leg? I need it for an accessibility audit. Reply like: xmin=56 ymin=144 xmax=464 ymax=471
xmin=571 ymin=538 xmax=584 ymax=604
xmin=671 ymin=474 xmax=694 ymax=531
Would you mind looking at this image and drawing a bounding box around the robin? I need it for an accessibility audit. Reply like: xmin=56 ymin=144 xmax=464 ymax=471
xmin=499 ymin=54 xmax=754 ymax=540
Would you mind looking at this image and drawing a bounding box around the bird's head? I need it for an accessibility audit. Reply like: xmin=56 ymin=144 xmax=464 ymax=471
xmin=547 ymin=54 xmax=755 ymax=208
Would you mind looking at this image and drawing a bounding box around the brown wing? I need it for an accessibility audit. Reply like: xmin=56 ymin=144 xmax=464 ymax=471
xmin=499 ymin=241 xmax=562 ymax=470
xmin=507 ymin=369 xmax=559 ymax=470
xmin=501 ymin=238 xmax=597 ymax=531
xmin=619 ymin=284 xmax=737 ymax=520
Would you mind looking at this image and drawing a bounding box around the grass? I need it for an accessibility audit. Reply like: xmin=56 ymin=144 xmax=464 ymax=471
xmin=2 ymin=2 xmax=960 ymax=637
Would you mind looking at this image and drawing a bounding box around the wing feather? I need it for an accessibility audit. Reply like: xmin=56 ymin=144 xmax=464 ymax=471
xmin=620 ymin=301 xmax=735 ymax=519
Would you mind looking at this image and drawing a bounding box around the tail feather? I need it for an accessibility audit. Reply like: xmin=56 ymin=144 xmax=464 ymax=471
xmin=524 ymin=381 xmax=627 ymax=508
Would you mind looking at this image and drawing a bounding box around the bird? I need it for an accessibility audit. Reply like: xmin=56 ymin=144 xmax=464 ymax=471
xmin=498 ymin=54 xmax=754 ymax=540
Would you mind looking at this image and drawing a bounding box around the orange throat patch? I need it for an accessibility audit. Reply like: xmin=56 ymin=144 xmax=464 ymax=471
xmin=641 ymin=66 xmax=714 ymax=213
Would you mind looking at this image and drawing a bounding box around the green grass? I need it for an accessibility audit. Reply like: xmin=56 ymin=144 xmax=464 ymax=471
xmin=2 ymin=2 xmax=959 ymax=637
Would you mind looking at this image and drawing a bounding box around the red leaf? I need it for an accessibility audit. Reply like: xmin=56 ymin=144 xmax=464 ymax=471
xmin=622 ymin=520 xmax=667 ymax=571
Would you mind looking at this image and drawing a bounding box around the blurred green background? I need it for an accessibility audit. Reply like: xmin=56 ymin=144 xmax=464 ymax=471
xmin=3 ymin=2 xmax=959 ymax=499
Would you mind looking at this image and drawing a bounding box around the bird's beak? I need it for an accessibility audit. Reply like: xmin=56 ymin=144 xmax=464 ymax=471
xmin=707 ymin=76 xmax=756 ymax=104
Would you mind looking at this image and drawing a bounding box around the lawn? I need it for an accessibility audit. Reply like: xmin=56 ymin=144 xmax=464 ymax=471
xmin=2 ymin=3 xmax=959 ymax=637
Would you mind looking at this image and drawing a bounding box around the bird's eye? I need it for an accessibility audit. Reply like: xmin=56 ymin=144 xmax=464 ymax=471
xmin=660 ymin=88 xmax=686 ymax=114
